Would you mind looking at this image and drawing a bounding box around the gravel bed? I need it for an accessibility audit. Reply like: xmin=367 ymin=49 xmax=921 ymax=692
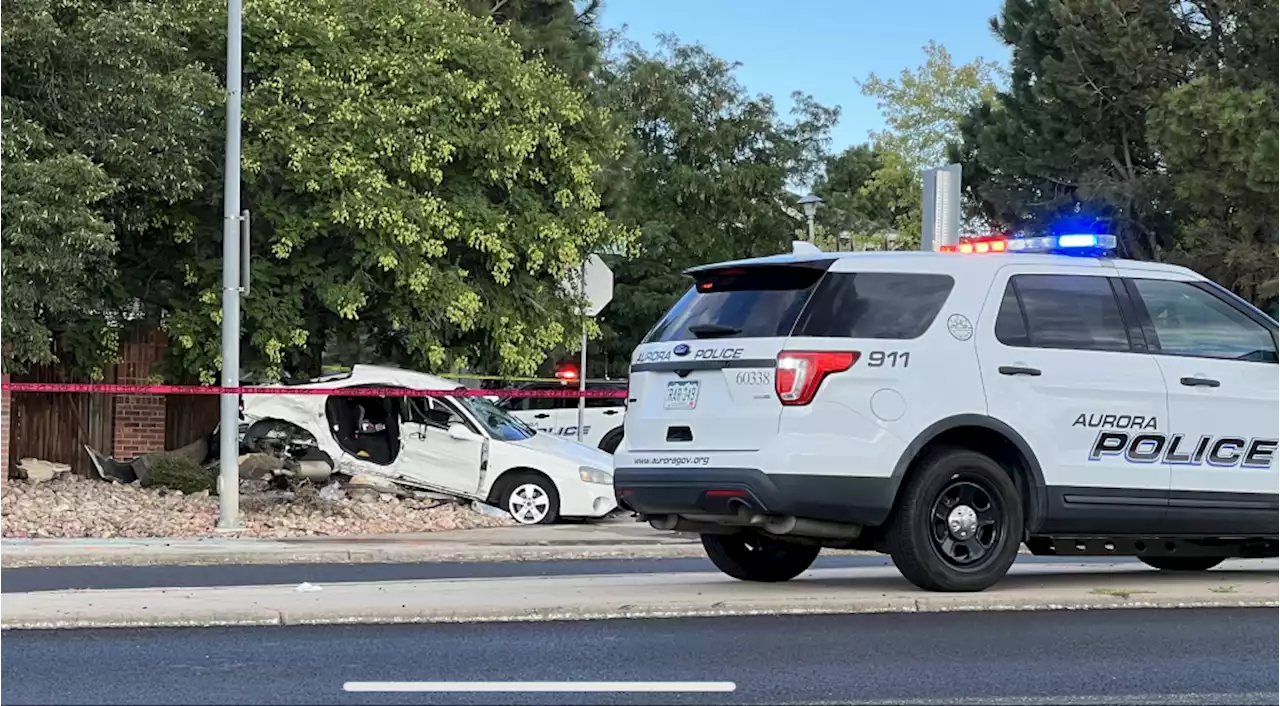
xmin=0 ymin=474 xmax=514 ymax=539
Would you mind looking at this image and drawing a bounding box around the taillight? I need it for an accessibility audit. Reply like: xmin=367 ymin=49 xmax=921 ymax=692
xmin=775 ymin=351 xmax=859 ymax=406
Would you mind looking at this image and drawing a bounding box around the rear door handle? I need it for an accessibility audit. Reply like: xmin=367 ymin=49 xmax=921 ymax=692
xmin=1180 ymin=376 xmax=1220 ymax=388
xmin=603 ymin=409 xmax=620 ymax=416
xmin=998 ymin=366 xmax=1042 ymax=377
xmin=534 ymin=413 xmax=551 ymax=419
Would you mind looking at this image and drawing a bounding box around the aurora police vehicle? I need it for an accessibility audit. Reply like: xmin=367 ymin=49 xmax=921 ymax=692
xmin=613 ymin=233 xmax=1279 ymax=592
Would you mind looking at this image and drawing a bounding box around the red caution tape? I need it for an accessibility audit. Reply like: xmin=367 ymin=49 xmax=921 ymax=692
xmin=0 ymin=382 xmax=626 ymax=399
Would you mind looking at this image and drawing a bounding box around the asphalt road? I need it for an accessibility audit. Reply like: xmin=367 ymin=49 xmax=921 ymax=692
xmin=1 ymin=554 xmax=1132 ymax=592
xmin=2 ymin=609 xmax=1274 ymax=705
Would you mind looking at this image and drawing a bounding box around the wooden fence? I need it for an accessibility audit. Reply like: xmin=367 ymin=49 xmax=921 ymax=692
xmin=8 ymin=372 xmax=221 ymax=478
xmin=9 ymin=365 xmax=116 ymax=477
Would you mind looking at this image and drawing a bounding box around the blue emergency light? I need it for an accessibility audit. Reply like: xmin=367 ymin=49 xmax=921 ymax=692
xmin=939 ymin=233 xmax=1117 ymax=257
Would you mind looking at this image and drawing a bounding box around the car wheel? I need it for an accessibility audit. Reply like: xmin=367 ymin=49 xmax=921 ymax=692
xmin=1139 ymin=556 xmax=1226 ymax=572
xmin=701 ymin=533 xmax=821 ymax=582
xmin=885 ymin=446 xmax=1022 ymax=592
xmin=500 ymin=473 xmax=561 ymax=525
xmin=599 ymin=428 xmax=624 ymax=454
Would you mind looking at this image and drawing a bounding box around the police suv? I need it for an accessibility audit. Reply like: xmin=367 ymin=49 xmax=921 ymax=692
xmin=613 ymin=234 xmax=1279 ymax=592
xmin=500 ymin=380 xmax=629 ymax=453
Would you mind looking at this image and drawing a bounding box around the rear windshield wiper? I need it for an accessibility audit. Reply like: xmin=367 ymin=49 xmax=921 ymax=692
xmin=688 ymin=323 xmax=741 ymax=338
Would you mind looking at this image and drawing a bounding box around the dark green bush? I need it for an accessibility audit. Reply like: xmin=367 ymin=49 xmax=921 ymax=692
xmin=140 ymin=454 xmax=218 ymax=495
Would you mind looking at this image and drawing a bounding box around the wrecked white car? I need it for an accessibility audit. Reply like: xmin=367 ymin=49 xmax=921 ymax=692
xmin=228 ymin=365 xmax=617 ymax=524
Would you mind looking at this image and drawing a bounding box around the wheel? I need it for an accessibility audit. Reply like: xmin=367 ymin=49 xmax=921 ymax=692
xmin=701 ymin=533 xmax=821 ymax=582
xmin=885 ymin=446 xmax=1022 ymax=592
xmin=500 ymin=473 xmax=560 ymax=525
xmin=1139 ymin=556 xmax=1226 ymax=572
xmin=599 ymin=427 xmax=624 ymax=454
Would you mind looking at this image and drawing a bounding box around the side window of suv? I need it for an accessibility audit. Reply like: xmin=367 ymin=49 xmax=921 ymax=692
xmin=996 ymin=274 xmax=1131 ymax=352
xmin=793 ymin=272 xmax=955 ymax=339
xmin=1131 ymin=279 xmax=1278 ymax=363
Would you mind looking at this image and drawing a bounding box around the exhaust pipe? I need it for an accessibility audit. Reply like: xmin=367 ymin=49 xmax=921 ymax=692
xmin=647 ymin=515 xmax=740 ymax=535
xmin=760 ymin=516 xmax=862 ymax=539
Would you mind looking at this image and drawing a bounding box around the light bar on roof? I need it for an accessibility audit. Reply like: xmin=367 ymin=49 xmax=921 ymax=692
xmin=936 ymin=233 xmax=1117 ymax=256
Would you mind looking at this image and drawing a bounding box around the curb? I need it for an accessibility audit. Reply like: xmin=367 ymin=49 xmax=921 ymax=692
xmin=4 ymin=595 xmax=1275 ymax=631
xmin=0 ymin=543 xmax=716 ymax=568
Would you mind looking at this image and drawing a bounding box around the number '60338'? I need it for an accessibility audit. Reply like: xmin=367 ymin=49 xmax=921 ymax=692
xmin=735 ymin=370 xmax=771 ymax=385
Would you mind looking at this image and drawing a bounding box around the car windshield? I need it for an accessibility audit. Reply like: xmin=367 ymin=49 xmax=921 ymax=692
xmin=458 ymin=396 xmax=536 ymax=441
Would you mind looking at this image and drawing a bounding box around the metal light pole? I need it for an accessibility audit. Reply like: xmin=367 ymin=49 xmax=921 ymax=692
xmin=798 ymin=194 xmax=823 ymax=243
xmin=216 ymin=0 xmax=244 ymax=530
xmin=576 ymin=263 xmax=587 ymax=443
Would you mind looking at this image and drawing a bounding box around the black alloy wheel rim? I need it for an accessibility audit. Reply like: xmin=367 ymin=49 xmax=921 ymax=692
xmin=929 ymin=477 xmax=1003 ymax=568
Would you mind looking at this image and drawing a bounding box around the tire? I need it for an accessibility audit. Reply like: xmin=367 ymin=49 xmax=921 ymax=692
xmin=599 ymin=427 xmax=624 ymax=454
xmin=701 ymin=533 xmax=821 ymax=582
xmin=885 ymin=446 xmax=1023 ymax=592
xmin=499 ymin=472 xmax=561 ymax=525
xmin=1139 ymin=556 xmax=1226 ymax=572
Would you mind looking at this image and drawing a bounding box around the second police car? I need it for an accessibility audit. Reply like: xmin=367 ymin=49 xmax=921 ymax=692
xmin=613 ymin=233 xmax=1279 ymax=592
xmin=498 ymin=364 xmax=629 ymax=453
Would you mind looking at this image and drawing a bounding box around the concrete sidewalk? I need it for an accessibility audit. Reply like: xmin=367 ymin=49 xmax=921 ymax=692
xmin=2 ymin=559 xmax=1275 ymax=630
xmin=0 ymin=523 xmax=711 ymax=568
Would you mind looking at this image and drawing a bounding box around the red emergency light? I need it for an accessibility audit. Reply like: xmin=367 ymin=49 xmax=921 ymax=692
xmin=554 ymin=362 xmax=579 ymax=381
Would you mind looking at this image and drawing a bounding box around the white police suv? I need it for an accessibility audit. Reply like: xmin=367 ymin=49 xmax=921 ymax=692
xmin=613 ymin=234 xmax=1279 ymax=592
xmin=500 ymin=379 xmax=629 ymax=453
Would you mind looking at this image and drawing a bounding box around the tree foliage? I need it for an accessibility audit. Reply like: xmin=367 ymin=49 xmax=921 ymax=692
xmin=951 ymin=0 xmax=1188 ymax=256
xmin=589 ymin=38 xmax=837 ymax=374
xmin=171 ymin=0 xmax=632 ymax=381
xmin=459 ymin=0 xmax=605 ymax=87
xmin=854 ymin=42 xmax=1004 ymax=244
xmin=860 ymin=40 xmax=1004 ymax=172
xmin=953 ymin=0 xmax=1277 ymax=305
xmin=2 ymin=0 xmax=632 ymax=381
xmin=1 ymin=0 xmax=223 ymax=378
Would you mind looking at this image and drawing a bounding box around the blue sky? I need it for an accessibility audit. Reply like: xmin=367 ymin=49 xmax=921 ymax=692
xmin=598 ymin=0 xmax=1010 ymax=153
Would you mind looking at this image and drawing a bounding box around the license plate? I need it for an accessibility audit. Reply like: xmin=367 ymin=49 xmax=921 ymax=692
xmin=664 ymin=380 xmax=700 ymax=410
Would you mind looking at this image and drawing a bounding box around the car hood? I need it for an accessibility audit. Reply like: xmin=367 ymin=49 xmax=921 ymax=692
xmin=508 ymin=431 xmax=613 ymax=471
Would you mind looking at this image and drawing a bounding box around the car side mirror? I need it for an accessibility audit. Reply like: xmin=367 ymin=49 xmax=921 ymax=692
xmin=423 ymin=408 xmax=452 ymax=427
xmin=447 ymin=423 xmax=479 ymax=442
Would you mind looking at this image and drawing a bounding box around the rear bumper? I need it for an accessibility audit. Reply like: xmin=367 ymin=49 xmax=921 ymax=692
xmin=613 ymin=467 xmax=897 ymax=528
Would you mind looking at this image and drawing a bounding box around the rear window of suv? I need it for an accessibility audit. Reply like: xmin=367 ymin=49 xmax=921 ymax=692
xmin=642 ymin=265 xmax=954 ymax=343
xmin=642 ymin=265 xmax=828 ymax=343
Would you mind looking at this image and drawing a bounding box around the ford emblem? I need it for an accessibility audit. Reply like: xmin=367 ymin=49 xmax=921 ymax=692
xmin=673 ymin=344 xmax=691 ymax=357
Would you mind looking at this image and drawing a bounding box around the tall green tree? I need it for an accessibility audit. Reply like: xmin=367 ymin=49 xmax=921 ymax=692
xmin=176 ymin=0 xmax=633 ymax=381
xmin=860 ymin=40 xmax=1004 ymax=172
xmin=951 ymin=0 xmax=1187 ymax=257
xmin=810 ymin=145 xmax=884 ymax=245
xmin=459 ymin=0 xmax=604 ymax=87
xmin=590 ymin=37 xmax=837 ymax=374
xmin=1 ymin=0 xmax=224 ymax=378
xmin=2 ymin=0 xmax=632 ymax=382
xmin=857 ymin=42 xmax=1004 ymax=243
xmin=1147 ymin=0 xmax=1278 ymax=306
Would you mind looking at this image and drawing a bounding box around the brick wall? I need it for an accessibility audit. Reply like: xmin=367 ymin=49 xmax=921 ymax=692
xmin=112 ymin=331 xmax=168 ymax=460
xmin=1 ymin=373 xmax=10 ymax=487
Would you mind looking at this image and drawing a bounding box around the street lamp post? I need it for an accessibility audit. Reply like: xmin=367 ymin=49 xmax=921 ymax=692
xmin=798 ymin=194 xmax=823 ymax=243
xmin=216 ymin=0 xmax=245 ymax=530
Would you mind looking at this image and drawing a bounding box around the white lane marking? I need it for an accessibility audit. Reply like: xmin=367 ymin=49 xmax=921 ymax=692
xmin=343 ymin=681 xmax=736 ymax=693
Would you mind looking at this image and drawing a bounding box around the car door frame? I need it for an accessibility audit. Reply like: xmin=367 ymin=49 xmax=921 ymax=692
xmin=976 ymin=263 xmax=1174 ymax=536
xmin=1116 ymin=271 xmax=1280 ymax=535
xmin=392 ymin=390 xmax=490 ymax=497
